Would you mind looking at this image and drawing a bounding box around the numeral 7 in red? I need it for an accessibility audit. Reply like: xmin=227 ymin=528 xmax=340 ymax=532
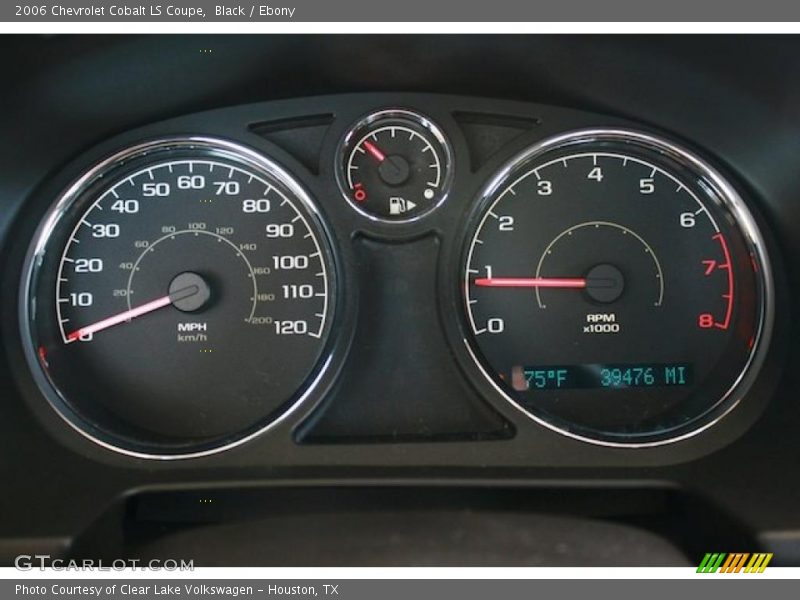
xmin=702 ymin=260 xmax=717 ymax=275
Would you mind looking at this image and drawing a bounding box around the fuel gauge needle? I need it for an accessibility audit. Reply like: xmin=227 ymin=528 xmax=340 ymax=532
xmin=65 ymin=284 xmax=199 ymax=341
xmin=474 ymin=277 xmax=587 ymax=289
xmin=362 ymin=140 xmax=386 ymax=162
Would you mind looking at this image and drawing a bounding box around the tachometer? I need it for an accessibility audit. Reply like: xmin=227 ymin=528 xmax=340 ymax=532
xmin=22 ymin=137 xmax=337 ymax=457
xmin=462 ymin=129 xmax=772 ymax=446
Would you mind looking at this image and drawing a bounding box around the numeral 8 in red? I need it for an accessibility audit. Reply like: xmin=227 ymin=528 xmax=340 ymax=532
xmin=698 ymin=313 xmax=715 ymax=328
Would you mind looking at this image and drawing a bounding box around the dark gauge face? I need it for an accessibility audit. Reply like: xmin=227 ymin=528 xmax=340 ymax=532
xmin=337 ymin=109 xmax=453 ymax=221
xmin=462 ymin=130 xmax=771 ymax=445
xmin=23 ymin=138 xmax=337 ymax=457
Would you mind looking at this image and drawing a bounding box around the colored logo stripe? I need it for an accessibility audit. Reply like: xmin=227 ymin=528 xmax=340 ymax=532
xmin=744 ymin=553 xmax=773 ymax=573
xmin=697 ymin=553 xmax=726 ymax=573
xmin=720 ymin=553 xmax=749 ymax=573
xmin=697 ymin=553 xmax=773 ymax=573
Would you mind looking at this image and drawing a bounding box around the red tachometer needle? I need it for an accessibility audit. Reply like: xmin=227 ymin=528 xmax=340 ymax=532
xmin=66 ymin=294 xmax=174 ymax=341
xmin=362 ymin=140 xmax=386 ymax=163
xmin=474 ymin=277 xmax=588 ymax=289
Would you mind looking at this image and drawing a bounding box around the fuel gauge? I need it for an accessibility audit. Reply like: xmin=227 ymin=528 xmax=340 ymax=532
xmin=337 ymin=109 xmax=453 ymax=222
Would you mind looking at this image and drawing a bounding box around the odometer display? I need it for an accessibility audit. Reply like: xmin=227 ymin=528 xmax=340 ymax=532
xmin=23 ymin=138 xmax=337 ymax=457
xmin=511 ymin=363 xmax=693 ymax=391
xmin=463 ymin=129 xmax=770 ymax=445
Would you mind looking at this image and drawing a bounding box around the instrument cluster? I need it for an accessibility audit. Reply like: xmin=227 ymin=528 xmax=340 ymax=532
xmin=9 ymin=94 xmax=780 ymax=463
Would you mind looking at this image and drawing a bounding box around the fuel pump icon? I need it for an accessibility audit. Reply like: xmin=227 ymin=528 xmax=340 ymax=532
xmin=389 ymin=197 xmax=417 ymax=215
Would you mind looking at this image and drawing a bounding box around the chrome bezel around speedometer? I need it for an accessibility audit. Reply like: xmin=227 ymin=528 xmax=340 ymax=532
xmin=460 ymin=128 xmax=774 ymax=448
xmin=20 ymin=136 xmax=339 ymax=460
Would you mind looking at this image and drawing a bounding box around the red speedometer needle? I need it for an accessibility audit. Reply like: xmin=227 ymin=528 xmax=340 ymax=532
xmin=362 ymin=140 xmax=386 ymax=163
xmin=66 ymin=295 xmax=174 ymax=341
xmin=67 ymin=272 xmax=210 ymax=342
xmin=474 ymin=277 xmax=588 ymax=288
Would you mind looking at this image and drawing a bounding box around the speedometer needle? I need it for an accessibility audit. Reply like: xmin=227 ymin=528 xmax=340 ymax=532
xmin=65 ymin=284 xmax=199 ymax=342
xmin=474 ymin=277 xmax=588 ymax=288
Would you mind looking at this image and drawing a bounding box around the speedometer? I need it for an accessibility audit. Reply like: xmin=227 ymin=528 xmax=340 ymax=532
xmin=22 ymin=137 xmax=337 ymax=458
xmin=462 ymin=129 xmax=772 ymax=446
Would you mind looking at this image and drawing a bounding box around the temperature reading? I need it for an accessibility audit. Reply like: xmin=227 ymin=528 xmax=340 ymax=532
xmin=513 ymin=367 xmax=568 ymax=390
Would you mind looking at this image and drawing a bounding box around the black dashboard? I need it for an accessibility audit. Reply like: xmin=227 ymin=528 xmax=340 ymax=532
xmin=0 ymin=35 xmax=798 ymax=567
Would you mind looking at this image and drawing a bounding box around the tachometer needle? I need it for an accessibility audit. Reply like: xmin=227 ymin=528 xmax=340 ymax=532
xmin=362 ymin=140 xmax=386 ymax=163
xmin=474 ymin=277 xmax=588 ymax=288
xmin=65 ymin=284 xmax=198 ymax=341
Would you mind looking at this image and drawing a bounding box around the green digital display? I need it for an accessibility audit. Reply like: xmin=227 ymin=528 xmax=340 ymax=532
xmin=512 ymin=363 xmax=693 ymax=391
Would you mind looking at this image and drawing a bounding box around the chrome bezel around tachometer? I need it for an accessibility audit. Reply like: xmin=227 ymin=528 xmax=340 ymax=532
xmin=20 ymin=136 xmax=340 ymax=460
xmin=460 ymin=128 xmax=774 ymax=448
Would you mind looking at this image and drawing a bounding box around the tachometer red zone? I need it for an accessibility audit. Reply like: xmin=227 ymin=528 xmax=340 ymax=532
xmin=699 ymin=233 xmax=734 ymax=331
